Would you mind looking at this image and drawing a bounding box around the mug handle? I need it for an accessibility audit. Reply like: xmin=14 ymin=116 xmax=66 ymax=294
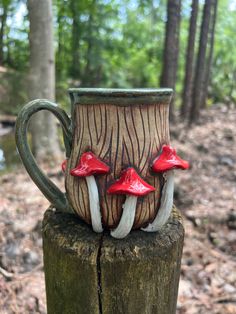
xmin=15 ymin=99 xmax=73 ymax=213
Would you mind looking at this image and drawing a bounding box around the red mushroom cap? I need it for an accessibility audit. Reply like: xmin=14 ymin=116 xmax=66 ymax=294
xmin=107 ymin=167 xmax=155 ymax=197
xmin=152 ymin=145 xmax=189 ymax=172
xmin=61 ymin=159 xmax=67 ymax=173
xmin=70 ymin=151 xmax=110 ymax=177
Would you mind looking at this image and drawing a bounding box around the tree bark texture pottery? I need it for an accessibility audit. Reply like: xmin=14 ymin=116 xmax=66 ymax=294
xmin=15 ymin=88 xmax=173 ymax=231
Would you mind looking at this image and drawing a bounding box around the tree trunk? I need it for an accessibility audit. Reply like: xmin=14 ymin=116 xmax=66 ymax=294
xmin=27 ymin=0 xmax=61 ymax=161
xmin=56 ymin=0 xmax=66 ymax=80
xmin=189 ymin=0 xmax=212 ymax=123
xmin=0 ymin=3 xmax=8 ymax=65
xmin=70 ymin=1 xmax=80 ymax=79
xmin=83 ymin=8 xmax=94 ymax=86
xmin=160 ymin=0 xmax=181 ymax=119
xmin=229 ymin=70 xmax=236 ymax=104
xmin=201 ymin=0 xmax=218 ymax=109
xmin=181 ymin=0 xmax=199 ymax=119
xmin=6 ymin=33 xmax=12 ymax=67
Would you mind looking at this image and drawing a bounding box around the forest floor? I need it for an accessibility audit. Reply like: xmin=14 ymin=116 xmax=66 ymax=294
xmin=0 ymin=105 xmax=236 ymax=314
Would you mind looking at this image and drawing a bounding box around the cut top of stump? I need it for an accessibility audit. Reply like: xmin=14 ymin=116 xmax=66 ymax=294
xmin=42 ymin=206 xmax=183 ymax=263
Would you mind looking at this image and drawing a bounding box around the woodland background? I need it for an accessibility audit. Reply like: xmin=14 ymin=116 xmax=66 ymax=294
xmin=0 ymin=0 xmax=234 ymax=123
xmin=0 ymin=0 xmax=236 ymax=313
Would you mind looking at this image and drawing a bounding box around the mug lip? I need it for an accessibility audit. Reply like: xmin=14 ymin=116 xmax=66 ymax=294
xmin=68 ymin=87 xmax=173 ymax=106
xmin=68 ymin=87 xmax=173 ymax=96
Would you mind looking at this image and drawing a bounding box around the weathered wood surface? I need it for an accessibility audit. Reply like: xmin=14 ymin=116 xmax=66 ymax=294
xmin=43 ymin=206 xmax=184 ymax=314
xmin=65 ymin=102 xmax=170 ymax=229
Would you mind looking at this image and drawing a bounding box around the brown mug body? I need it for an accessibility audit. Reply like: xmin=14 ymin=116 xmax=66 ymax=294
xmin=65 ymin=88 xmax=172 ymax=229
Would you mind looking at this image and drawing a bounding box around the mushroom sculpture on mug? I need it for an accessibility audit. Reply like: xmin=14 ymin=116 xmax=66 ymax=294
xmin=107 ymin=167 xmax=155 ymax=239
xmin=142 ymin=145 xmax=189 ymax=232
xmin=70 ymin=151 xmax=110 ymax=233
xmin=61 ymin=159 xmax=67 ymax=173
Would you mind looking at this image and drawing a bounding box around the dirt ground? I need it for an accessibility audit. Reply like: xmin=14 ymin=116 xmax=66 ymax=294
xmin=0 ymin=105 xmax=235 ymax=314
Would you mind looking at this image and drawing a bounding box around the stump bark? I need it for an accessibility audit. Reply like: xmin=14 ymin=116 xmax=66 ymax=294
xmin=42 ymin=206 xmax=184 ymax=314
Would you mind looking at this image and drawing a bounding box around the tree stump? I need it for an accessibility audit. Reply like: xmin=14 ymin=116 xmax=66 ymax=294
xmin=42 ymin=206 xmax=184 ymax=314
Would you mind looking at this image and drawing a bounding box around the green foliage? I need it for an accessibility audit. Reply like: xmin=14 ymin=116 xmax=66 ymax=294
xmin=0 ymin=70 xmax=28 ymax=114
xmin=211 ymin=0 xmax=236 ymax=103
xmin=0 ymin=0 xmax=235 ymax=114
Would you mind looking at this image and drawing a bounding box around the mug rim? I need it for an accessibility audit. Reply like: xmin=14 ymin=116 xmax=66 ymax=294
xmin=68 ymin=87 xmax=173 ymax=106
xmin=68 ymin=87 xmax=172 ymax=95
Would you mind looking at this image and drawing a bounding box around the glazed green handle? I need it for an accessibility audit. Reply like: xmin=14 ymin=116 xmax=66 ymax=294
xmin=15 ymin=99 xmax=73 ymax=213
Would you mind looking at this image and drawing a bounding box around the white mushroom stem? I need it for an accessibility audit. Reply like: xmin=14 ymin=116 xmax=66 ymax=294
xmin=142 ymin=170 xmax=174 ymax=232
xmin=111 ymin=195 xmax=137 ymax=239
xmin=85 ymin=175 xmax=103 ymax=233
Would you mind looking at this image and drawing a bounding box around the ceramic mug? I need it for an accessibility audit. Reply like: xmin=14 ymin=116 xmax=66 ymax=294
xmin=16 ymin=88 xmax=188 ymax=238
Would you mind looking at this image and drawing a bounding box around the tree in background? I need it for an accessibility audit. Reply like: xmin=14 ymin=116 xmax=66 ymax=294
xmin=0 ymin=0 xmax=29 ymax=71
xmin=0 ymin=0 xmax=11 ymax=65
xmin=56 ymin=0 xmax=70 ymax=81
xmin=181 ymin=0 xmax=199 ymax=119
xmin=200 ymin=0 xmax=218 ymax=109
xmin=160 ymin=0 xmax=181 ymax=118
xmin=189 ymin=0 xmax=212 ymax=123
xmin=83 ymin=0 xmax=98 ymax=86
xmin=70 ymin=0 xmax=81 ymax=80
xmin=28 ymin=0 xmax=61 ymax=161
